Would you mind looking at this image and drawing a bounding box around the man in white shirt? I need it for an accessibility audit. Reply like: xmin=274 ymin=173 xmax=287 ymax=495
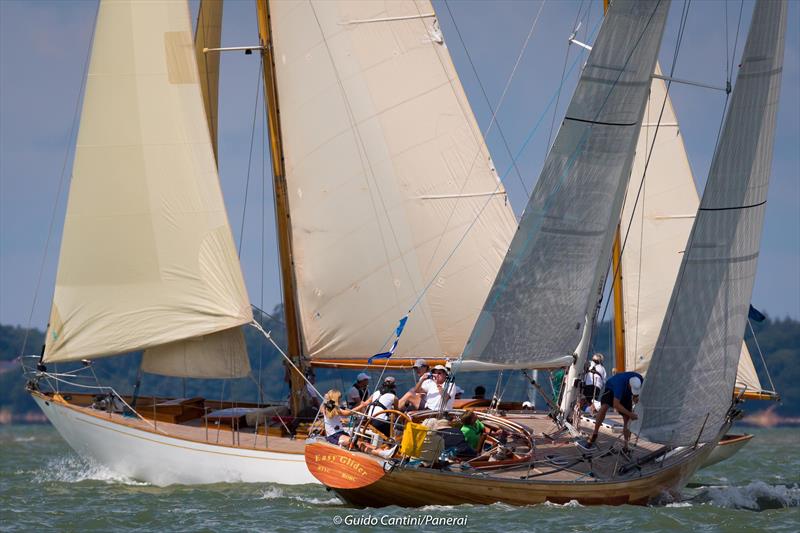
xmin=412 ymin=365 xmax=456 ymax=411
xmin=582 ymin=353 xmax=607 ymax=413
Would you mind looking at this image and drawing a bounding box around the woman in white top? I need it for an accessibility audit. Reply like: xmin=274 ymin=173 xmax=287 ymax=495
xmin=321 ymin=390 xmax=355 ymax=445
xmin=412 ymin=365 xmax=456 ymax=411
xmin=356 ymin=376 xmax=398 ymax=436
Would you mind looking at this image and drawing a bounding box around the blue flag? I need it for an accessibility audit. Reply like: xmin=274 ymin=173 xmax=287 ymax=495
xmin=368 ymin=316 xmax=408 ymax=364
xmin=748 ymin=305 xmax=766 ymax=322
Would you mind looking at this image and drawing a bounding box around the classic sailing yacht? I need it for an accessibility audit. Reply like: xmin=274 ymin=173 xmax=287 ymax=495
xmin=24 ymin=0 xmax=516 ymax=485
xmin=305 ymin=0 xmax=787 ymax=506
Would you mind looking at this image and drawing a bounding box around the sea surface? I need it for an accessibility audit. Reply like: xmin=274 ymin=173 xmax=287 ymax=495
xmin=1 ymin=424 xmax=798 ymax=532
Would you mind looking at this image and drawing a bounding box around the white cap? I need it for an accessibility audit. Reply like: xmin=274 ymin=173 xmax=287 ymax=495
xmin=592 ymin=353 xmax=604 ymax=363
xmin=431 ymin=364 xmax=449 ymax=374
xmin=413 ymin=358 xmax=428 ymax=368
xmin=357 ymin=372 xmax=370 ymax=382
xmin=384 ymin=376 xmax=396 ymax=384
xmin=629 ymin=376 xmax=642 ymax=395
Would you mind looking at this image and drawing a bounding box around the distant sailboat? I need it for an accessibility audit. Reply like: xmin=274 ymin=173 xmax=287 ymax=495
xmin=305 ymin=0 xmax=787 ymax=506
xmin=24 ymin=0 xmax=516 ymax=486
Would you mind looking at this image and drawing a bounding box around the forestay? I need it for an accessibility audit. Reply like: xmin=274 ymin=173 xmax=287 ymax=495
xmin=43 ymin=0 xmax=252 ymax=375
xmin=620 ymin=65 xmax=764 ymax=394
xmin=636 ymin=0 xmax=786 ymax=445
xmin=463 ymin=0 xmax=670 ymax=369
xmin=268 ymin=0 xmax=517 ymax=360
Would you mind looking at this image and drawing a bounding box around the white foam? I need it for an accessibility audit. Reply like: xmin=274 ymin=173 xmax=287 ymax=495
xmin=701 ymin=481 xmax=800 ymax=510
xmin=666 ymin=502 xmax=693 ymax=508
xmin=259 ymin=486 xmax=339 ymax=505
xmin=36 ymin=455 xmax=148 ymax=486
xmin=542 ymin=499 xmax=583 ymax=508
xmin=13 ymin=436 xmax=37 ymax=443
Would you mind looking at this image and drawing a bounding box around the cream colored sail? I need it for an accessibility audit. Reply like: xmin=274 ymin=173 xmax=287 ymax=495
xmin=268 ymin=0 xmax=518 ymax=359
xmin=43 ymin=0 xmax=252 ymax=374
xmin=620 ymin=64 xmax=763 ymax=393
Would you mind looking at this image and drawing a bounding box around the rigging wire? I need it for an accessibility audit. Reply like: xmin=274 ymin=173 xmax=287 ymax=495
xmin=19 ymin=1 xmax=101 ymax=361
xmin=236 ymin=59 xmax=265 ymax=258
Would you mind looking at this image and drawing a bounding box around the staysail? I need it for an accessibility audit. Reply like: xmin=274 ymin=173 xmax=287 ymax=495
xmin=43 ymin=0 xmax=253 ymax=376
xmin=268 ymin=0 xmax=518 ymax=360
xmin=462 ymin=0 xmax=670 ymax=369
xmin=620 ymin=64 xmax=767 ymax=396
xmin=636 ymin=0 xmax=786 ymax=445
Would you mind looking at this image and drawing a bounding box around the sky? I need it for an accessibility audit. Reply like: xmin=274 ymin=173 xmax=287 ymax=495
xmin=0 ymin=0 xmax=798 ymax=334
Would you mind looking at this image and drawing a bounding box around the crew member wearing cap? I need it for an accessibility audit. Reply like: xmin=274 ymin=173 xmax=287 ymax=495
xmin=347 ymin=372 xmax=371 ymax=408
xmin=352 ymin=376 xmax=398 ymax=436
xmin=399 ymin=359 xmax=429 ymax=410
xmin=587 ymin=371 xmax=643 ymax=452
xmin=412 ymin=364 xmax=457 ymax=411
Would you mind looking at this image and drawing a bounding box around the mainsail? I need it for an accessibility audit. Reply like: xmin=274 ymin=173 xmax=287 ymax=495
xmin=194 ymin=0 xmax=223 ymax=159
xmin=620 ymin=65 xmax=767 ymax=395
xmin=43 ymin=0 xmax=252 ymax=377
xmin=268 ymin=0 xmax=518 ymax=360
xmin=463 ymin=0 xmax=670 ymax=369
xmin=636 ymin=0 xmax=786 ymax=445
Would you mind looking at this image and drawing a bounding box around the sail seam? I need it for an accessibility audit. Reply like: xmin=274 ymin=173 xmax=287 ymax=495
xmin=698 ymin=201 xmax=766 ymax=212
xmin=564 ymin=116 xmax=637 ymax=127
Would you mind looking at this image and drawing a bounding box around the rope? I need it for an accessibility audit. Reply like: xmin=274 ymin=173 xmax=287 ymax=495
xmin=250 ymin=320 xmax=324 ymax=400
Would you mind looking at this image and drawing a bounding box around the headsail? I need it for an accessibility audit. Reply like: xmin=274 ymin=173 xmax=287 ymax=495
xmin=636 ymin=0 xmax=787 ymax=445
xmin=268 ymin=0 xmax=518 ymax=360
xmin=463 ymin=0 xmax=670 ymax=369
xmin=620 ymin=64 xmax=767 ymax=396
xmin=43 ymin=0 xmax=253 ymax=373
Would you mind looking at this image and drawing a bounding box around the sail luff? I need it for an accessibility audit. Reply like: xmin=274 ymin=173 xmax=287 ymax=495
xmin=462 ymin=0 xmax=671 ymax=369
xmin=43 ymin=0 xmax=252 ymax=365
xmin=636 ymin=0 xmax=787 ymax=445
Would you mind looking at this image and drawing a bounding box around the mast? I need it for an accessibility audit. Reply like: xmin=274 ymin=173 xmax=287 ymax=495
xmin=256 ymin=0 xmax=307 ymax=416
xmin=604 ymin=0 xmax=627 ymax=375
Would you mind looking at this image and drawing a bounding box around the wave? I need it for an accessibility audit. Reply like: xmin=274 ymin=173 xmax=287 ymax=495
xmin=33 ymin=455 xmax=148 ymax=486
xmin=259 ymin=486 xmax=340 ymax=506
xmin=691 ymin=481 xmax=800 ymax=511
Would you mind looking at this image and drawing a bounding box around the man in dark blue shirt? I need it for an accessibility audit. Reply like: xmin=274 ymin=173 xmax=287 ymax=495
xmin=586 ymin=371 xmax=643 ymax=452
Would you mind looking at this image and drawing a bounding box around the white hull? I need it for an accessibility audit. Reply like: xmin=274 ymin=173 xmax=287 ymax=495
xmin=33 ymin=395 xmax=318 ymax=486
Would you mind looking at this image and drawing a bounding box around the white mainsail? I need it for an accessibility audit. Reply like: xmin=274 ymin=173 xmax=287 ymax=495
xmin=43 ymin=0 xmax=252 ymax=378
xmin=636 ymin=0 xmax=786 ymax=445
xmin=268 ymin=0 xmax=518 ymax=360
xmin=194 ymin=0 xmax=223 ymax=158
xmin=620 ymin=65 xmax=766 ymax=395
xmin=463 ymin=0 xmax=670 ymax=370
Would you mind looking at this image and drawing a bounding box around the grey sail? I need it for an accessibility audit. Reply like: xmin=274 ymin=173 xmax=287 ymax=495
xmin=462 ymin=0 xmax=670 ymax=369
xmin=635 ymin=0 xmax=787 ymax=446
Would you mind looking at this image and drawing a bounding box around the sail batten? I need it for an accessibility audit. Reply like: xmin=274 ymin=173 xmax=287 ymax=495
xmin=636 ymin=0 xmax=787 ymax=445
xmin=269 ymin=0 xmax=518 ymax=360
xmin=463 ymin=0 xmax=670 ymax=367
xmin=43 ymin=0 xmax=252 ymax=370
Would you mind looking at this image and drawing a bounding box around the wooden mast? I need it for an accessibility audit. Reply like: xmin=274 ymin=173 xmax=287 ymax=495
xmin=602 ymin=0 xmax=627 ymax=375
xmin=255 ymin=0 xmax=307 ymax=416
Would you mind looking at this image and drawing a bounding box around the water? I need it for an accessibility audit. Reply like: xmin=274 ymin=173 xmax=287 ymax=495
xmin=1 ymin=425 xmax=797 ymax=532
